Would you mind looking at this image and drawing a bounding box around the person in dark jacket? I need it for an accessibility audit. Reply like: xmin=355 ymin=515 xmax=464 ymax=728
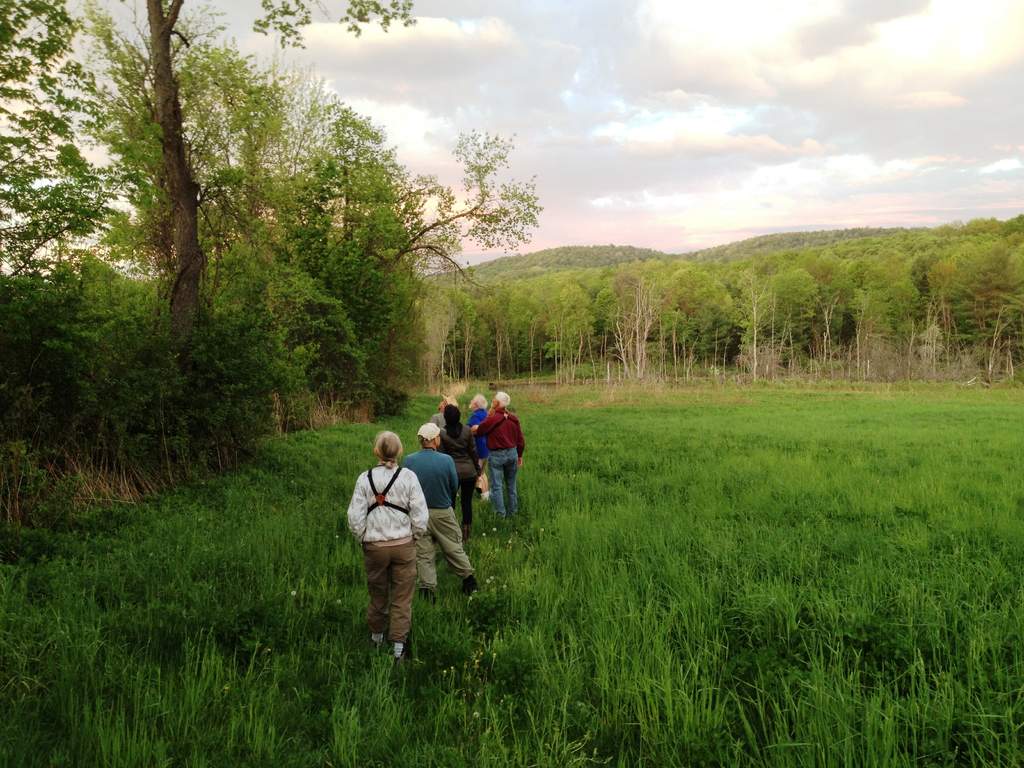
xmin=439 ymin=404 xmax=480 ymax=541
xmin=471 ymin=391 xmax=526 ymax=518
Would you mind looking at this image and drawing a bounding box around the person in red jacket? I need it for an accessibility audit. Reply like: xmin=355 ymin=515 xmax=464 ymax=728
xmin=470 ymin=391 xmax=525 ymax=517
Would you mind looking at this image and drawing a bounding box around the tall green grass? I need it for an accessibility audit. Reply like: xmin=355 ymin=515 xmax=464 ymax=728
xmin=2 ymin=387 xmax=1023 ymax=766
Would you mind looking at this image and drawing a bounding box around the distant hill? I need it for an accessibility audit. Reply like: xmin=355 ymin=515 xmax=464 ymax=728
xmin=468 ymin=228 xmax=919 ymax=281
xmin=468 ymin=245 xmax=670 ymax=281
xmin=685 ymin=227 xmax=919 ymax=262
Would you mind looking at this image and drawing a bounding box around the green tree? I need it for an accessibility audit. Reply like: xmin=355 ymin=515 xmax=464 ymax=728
xmin=0 ymin=0 xmax=107 ymax=272
xmin=140 ymin=0 xmax=414 ymax=341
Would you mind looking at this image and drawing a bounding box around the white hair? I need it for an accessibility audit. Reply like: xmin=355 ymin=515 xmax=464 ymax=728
xmin=470 ymin=393 xmax=487 ymax=410
xmin=494 ymin=391 xmax=510 ymax=407
xmin=373 ymin=431 xmax=403 ymax=464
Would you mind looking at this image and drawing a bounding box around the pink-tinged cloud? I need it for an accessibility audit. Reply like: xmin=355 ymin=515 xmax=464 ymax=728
xmin=210 ymin=0 xmax=1024 ymax=256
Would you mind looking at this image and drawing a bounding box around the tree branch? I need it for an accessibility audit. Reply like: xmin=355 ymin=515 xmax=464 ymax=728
xmin=406 ymin=200 xmax=485 ymax=247
xmin=165 ymin=0 xmax=185 ymax=31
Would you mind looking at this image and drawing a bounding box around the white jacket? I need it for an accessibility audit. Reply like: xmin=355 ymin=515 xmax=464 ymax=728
xmin=347 ymin=465 xmax=429 ymax=543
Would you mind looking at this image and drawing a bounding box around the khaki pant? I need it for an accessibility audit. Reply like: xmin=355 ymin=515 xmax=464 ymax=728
xmin=363 ymin=540 xmax=416 ymax=643
xmin=417 ymin=507 xmax=474 ymax=590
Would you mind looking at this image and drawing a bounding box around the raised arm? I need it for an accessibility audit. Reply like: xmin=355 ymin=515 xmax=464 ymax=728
xmin=473 ymin=410 xmax=503 ymax=436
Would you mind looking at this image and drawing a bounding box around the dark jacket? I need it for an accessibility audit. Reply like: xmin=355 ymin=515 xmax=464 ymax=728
xmin=475 ymin=408 xmax=525 ymax=457
xmin=440 ymin=426 xmax=479 ymax=481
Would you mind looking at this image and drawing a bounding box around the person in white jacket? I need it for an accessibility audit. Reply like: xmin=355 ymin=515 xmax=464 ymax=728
xmin=347 ymin=431 xmax=429 ymax=663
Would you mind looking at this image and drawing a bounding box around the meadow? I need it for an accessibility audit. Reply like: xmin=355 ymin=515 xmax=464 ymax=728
xmin=2 ymin=385 xmax=1024 ymax=767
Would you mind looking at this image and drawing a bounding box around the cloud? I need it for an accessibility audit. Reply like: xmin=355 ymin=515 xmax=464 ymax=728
xmin=345 ymin=98 xmax=457 ymax=167
xmin=896 ymin=90 xmax=967 ymax=109
xmin=206 ymin=0 xmax=1024 ymax=253
xmin=592 ymin=105 xmax=825 ymax=158
xmin=302 ymin=15 xmax=519 ymax=68
xmin=979 ymin=158 xmax=1023 ymax=175
xmin=632 ymin=0 xmax=1024 ymax=109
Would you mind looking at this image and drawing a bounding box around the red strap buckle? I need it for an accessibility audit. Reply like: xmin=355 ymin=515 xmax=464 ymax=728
xmin=375 ymin=494 xmax=387 ymax=506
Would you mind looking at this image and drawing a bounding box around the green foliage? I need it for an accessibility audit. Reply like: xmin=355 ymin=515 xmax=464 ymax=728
xmin=443 ymin=221 xmax=1024 ymax=382
xmin=0 ymin=0 xmax=107 ymax=271
xmin=3 ymin=12 xmax=539 ymax=524
xmin=3 ymin=387 xmax=1024 ymax=764
xmin=690 ymin=227 xmax=917 ymax=262
xmin=0 ymin=261 xmax=291 ymax=525
xmin=253 ymin=0 xmax=415 ymax=48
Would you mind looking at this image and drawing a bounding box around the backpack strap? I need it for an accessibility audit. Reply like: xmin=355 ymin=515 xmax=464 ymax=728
xmin=366 ymin=466 xmax=410 ymax=515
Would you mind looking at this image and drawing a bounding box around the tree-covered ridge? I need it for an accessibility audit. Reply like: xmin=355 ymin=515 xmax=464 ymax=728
xmin=468 ymin=245 xmax=671 ymax=281
xmin=424 ymin=216 xmax=1024 ymax=386
xmin=687 ymin=226 xmax=919 ymax=262
xmin=467 ymin=228 xmax=920 ymax=283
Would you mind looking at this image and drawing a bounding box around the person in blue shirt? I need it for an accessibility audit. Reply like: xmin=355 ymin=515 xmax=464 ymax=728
xmin=467 ymin=393 xmax=490 ymax=501
xmin=404 ymin=423 xmax=478 ymax=599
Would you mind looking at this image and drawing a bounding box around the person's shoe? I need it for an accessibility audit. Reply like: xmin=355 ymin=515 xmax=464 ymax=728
xmin=370 ymin=633 xmax=384 ymax=650
xmin=461 ymin=523 xmax=471 ymax=542
xmin=462 ymin=575 xmax=478 ymax=595
xmin=393 ymin=641 xmax=410 ymax=665
xmin=419 ymin=587 xmax=436 ymax=603
xmin=480 ymin=491 xmax=490 ymax=503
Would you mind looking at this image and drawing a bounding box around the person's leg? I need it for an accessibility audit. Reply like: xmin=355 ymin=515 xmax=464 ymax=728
xmin=477 ymin=459 xmax=489 ymax=498
xmin=489 ymin=452 xmax=507 ymax=516
xmin=416 ymin=513 xmax=440 ymax=592
xmin=505 ymin=455 xmax=519 ymax=515
xmin=459 ymin=477 xmax=475 ymax=537
xmin=431 ymin=507 xmax=474 ymax=579
xmin=388 ymin=541 xmax=417 ymax=643
xmin=362 ymin=544 xmax=390 ymax=636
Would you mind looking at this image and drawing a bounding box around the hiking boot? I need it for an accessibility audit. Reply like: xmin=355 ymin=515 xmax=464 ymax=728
xmin=462 ymin=575 xmax=479 ymax=595
xmin=419 ymin=587 xmax=436 ymax=603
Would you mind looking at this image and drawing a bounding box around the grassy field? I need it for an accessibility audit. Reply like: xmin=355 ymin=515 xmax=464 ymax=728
xmin=3 ymin=385 xmax=1024 ymax=766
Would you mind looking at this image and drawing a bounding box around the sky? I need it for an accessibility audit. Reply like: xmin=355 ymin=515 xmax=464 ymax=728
xmin=150 ymin=1 xmax=1024 ymax=258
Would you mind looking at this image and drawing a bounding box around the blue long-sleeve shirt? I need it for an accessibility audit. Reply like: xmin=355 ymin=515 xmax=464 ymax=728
xmin=467 ymin=407 xmax=490 ymax=460
xmin=403 ymin=449 xmax=459 ymax=509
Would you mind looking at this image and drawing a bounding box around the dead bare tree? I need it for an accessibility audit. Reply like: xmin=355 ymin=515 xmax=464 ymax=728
xmin=612 ymin=275 xmax=658 ymax=379
xmin=744 ymin=270 xmax=770 ymax=381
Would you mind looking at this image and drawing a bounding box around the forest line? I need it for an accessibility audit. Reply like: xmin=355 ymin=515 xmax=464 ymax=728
xmin=424 ymin=220 xmax=1024 ymax=387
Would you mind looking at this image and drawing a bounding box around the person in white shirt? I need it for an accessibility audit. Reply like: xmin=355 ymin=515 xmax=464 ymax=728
xmin=346 ymin=431 xmax=429 ymax=663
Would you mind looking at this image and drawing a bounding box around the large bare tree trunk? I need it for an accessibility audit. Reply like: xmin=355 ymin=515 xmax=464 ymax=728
xmin=148 ymin=0 xmax=205 ymax=342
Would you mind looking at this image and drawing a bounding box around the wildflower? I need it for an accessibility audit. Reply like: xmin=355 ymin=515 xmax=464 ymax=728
xmin=290 ymin=590 xmax=297 ymax=597
xmin=473 ymin=711 xmax=480 ymax=718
